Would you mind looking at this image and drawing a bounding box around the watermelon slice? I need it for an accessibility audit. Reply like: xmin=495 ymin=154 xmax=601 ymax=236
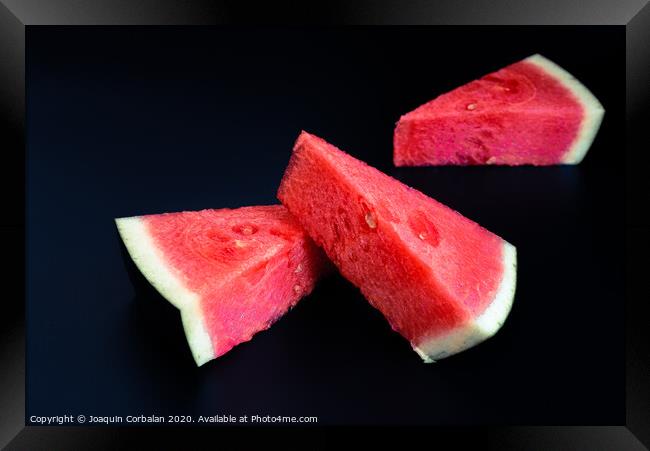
xmin=278 ymin=132 xmax=517 ymax=362
xmin=394 ymin=54 xmax=604 ymax=166
xmin=116 ymin=205 xmax=329 ymax=366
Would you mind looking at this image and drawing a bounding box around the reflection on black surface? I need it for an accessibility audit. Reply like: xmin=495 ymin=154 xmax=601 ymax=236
xmin=119 ymin=235 xmax=193 ymax=367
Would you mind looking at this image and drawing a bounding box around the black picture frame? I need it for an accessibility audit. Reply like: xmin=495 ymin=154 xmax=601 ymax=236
xmin=1 ymin=1 xmax=648 ymax=449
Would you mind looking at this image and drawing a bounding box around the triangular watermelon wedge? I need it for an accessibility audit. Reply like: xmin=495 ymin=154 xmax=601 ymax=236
xmin=394 ymin=54 xmax=604 ymax=166
xmin=116 ymin=205 xmax=329 ymax=366
xmin=279 ymin=132 xmax=516 ymax=362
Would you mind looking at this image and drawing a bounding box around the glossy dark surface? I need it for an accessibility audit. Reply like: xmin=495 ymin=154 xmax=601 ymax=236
xmin=26 ymin=27 xmax=624 ymax=425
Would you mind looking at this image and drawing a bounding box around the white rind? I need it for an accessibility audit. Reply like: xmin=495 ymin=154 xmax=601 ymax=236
xmin=524 ymin=54 xmax=605 ymax=165
xmin=115 ymin=216 xmax=215 ymax=366
xmin=413 ymin=241 xmax=517 ymax=363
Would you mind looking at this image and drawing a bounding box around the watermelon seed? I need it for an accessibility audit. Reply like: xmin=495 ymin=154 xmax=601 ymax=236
xmin=294 ymin=263 xmax=303 ymax=274
xmin=269 ymin=228 xmax=292 ymax=241
xmin=293 ymin=285 xmax=302 ymax=294
xmin=466 ymin=103 xmax=477 ymax=111
xmin=359 ymin=197 xmax=377 ymax=230
xmin=207 ymin=231 xmax=229 ymax=242
xmin=232 ymin=223 xmax=258 ymax=236
xmin=408 ymin=211 xmax=440 ymax=246
xmin=365 ymin=212 xmax=377 ymax=229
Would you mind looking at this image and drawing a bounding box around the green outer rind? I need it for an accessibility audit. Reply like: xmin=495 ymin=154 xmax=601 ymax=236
xmin=115 ymin=216 xmax=215 ymax=366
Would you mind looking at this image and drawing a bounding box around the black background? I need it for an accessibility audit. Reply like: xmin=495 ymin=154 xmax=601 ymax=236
xmin=26 ymin=26 xmax=624 ymax=425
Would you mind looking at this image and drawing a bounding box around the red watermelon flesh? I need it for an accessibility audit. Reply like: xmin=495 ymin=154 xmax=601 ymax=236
xmin=278 ymin=132 xmax=517 ymax=362
xmin=394 ymin=54 xmax=604 ymax=166
xmin=116 ymin=205 xmax=329 ymax=366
